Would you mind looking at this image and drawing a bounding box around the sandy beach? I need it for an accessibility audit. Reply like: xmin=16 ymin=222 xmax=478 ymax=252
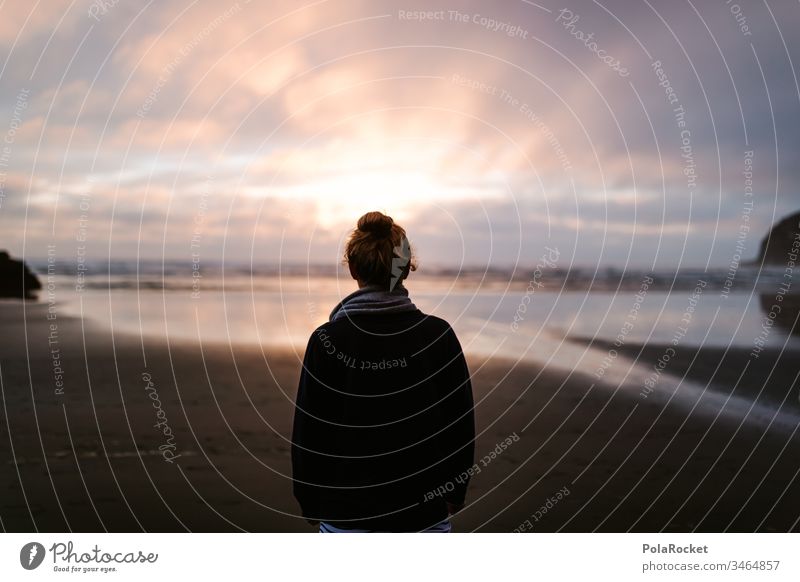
xmin=1 ymin=300 xmax=799 ymax=532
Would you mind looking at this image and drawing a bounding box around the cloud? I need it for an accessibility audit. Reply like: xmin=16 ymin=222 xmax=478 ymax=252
xmin=0 ymin=1 xmax=77 ymax=45
xmin=0 ymin=0 xmax=798 ymax=269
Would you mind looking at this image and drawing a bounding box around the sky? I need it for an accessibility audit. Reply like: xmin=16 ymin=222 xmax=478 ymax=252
xmin=0 ymin=0 xmax=798 ymax=270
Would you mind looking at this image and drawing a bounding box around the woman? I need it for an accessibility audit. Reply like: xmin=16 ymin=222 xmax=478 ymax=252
xmin=291 ymin=211 xmax=475 ymax=532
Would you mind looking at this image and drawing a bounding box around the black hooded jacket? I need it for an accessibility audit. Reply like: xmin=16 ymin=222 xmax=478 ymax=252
xmin=291 ymin=308 xmax=475 ymax=531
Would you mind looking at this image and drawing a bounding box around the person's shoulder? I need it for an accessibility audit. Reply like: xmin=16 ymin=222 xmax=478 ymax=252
xmin=308 ymin=320 xmax=345 ymax=341
xmin=414 ymin=313 xmax=459 ymax=340
xmin=305 ymin=317 xmax=358 ymax=346
xmin=416 ymin=313 xmax=453 ymax=331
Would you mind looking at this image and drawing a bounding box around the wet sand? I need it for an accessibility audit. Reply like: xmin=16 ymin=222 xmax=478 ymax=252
xmin=1 ymin=301 xmax=799 ymax=532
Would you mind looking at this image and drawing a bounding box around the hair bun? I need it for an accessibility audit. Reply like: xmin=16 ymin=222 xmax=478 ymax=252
xmin=357 ymin=211 xmax=393 ymax=236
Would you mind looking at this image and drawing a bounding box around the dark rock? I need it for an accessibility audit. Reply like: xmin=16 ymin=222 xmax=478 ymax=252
xmin=756 ymin=211 xmax=799 ymax=336
xmin=0 ymin=251 xmax=42 ymax=299
xmin=757 ymin=210 xmax=800 ymax=265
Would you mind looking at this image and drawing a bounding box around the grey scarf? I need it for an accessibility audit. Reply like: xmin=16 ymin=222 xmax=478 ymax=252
xmin=329 ymin=283 xmax=418 ymax=322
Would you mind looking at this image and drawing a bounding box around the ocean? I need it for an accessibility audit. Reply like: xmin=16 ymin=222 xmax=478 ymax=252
xmin=36 ymin=263 xmax=800 ymax=430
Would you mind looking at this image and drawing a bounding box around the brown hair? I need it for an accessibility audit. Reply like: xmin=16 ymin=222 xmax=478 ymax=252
xmin=344 ymin=211 xmax=417 ymax=289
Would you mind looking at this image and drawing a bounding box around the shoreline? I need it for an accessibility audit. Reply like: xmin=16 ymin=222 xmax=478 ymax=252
xmin=568 ymin=337 xmax=800 ymax=424
xmin=1 ymin=301 xmax=799 ymax=532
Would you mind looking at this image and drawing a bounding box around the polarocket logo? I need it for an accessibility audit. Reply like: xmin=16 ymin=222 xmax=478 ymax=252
xmin=20 ymin=542 xmax=46 ymax=570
